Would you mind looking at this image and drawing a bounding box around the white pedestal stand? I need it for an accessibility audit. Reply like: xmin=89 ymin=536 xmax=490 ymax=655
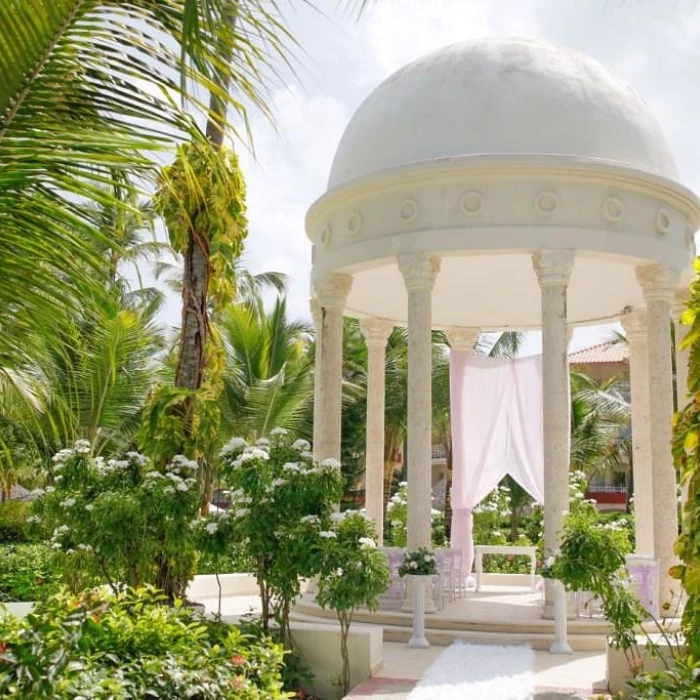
xmin=406 ymin=575 xmax=431 ymax=648
xmin=550 ymin=579 xmax=572 ymax=654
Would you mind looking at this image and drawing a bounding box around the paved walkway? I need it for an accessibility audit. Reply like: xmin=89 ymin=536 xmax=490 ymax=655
xmin=346 ymin=643 xmax=610 ymax=699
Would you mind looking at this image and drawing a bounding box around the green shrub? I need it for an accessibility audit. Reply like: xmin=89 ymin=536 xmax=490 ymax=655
xmin=0 ymin=501 xmax=30 ymax=543
xmin=0 ymin=587 xmax=287 ymax=699
xmin=0 ymin=543 xmax=62 ymax=602
xmin=628 ymin=656 xmax=700 ymax=698
xmin=31 ymin=442 xmax=200 ymax=597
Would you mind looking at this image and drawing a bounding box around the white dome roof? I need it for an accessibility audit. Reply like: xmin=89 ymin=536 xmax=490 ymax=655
xmin=328 ymin=38 xmax=677 ymax=189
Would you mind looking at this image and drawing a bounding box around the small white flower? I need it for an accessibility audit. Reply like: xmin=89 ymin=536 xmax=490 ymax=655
xmin=269 ymin=427 xmax=288 ymax=437
xmin=45 ymin=486 xmax=55 ymax=494
xmin=292 ymin=439 xmax=311 ymax=452
xmin=409 ymin=561 xmax=418 ymax=569
xmin=176 ymin=482 xmax=189 ymax=492
xmin=51 ymin=542 xmax=62 ymax=550
xmin=205 ymin=522 xmax=218 ymax=534
xmin=126 ymin=451 xmax=149 ymax=466
xmin=164 ymin=486 xmax=175 ymax=495
xmin=330 ymin=512 xmax=345 ymax=524
xmin=31 ymin=488 xmax=45 ymax=497
xmin=359 ymin=537 xmax=376 ymax=549
xmin=300 ymin=515 xmax=320 ymax=525
xmin=59 ymin=497 xmax=76 ymax=508
xmin=256 ymin=437 xmax=271 ymax=448
xmin=234 ymin=508 xmax=249 ymax=518
xmin=77 ymin=543 xmax=92 ymax=552
xmin=282 ymin=462 xmax=300 ymax=473
xmin=272 ymin=478 xmax=286 ymax=488
xmin=319 ymin=531 xmax=337 ymax=539
xmin=221 ymin=437 xmax=248 ymax=456
xmin=545 ymin=556 xmax=556 ymax=568
xmin=85 ymin=504 xmax=94 ymax=512
xmin=320 ymin=458 xmax=341 ymax=470
xmin=238 ymin=447 xmax=269 ymax=463
xmin=54 ymin=475 xmax=64 ymax=482
xmin=73 ymin=439 xmax=91 ymax=453
xmin=170 ymin=455 xmax=198 ymax=471
xmin=27 ymin=515 xmax=41 ymax=524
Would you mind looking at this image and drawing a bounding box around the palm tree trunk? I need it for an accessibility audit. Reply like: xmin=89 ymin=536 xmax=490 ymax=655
xmin=443 ymin=435 xmax=453 ymax=541
xmin=173 ymin=2 xmax=235 ymax=433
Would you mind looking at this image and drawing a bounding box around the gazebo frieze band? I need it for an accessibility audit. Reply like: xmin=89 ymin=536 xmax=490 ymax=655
xmin=307 ymin=37 xmax=700 ymax=617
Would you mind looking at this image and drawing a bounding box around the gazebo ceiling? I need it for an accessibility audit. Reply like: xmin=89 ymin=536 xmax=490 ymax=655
xmin=307 ymin=38 xmax=700 ymax=329
xmin=344 ymin=253 xmax=649 ymax=331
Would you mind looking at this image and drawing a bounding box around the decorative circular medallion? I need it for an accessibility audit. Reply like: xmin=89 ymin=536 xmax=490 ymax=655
xmin=602 ymin=196 xmax=624 ymax=223
xmin=398 ymin=198 xmax=418 ymax=223
xmin=460 ymin=190 xmax=483 ymax=215
xmin=686 ymin=226 xmax=695 ymax=252
xmin=347 ymin=211 xmax=363 ymax=236
xmin=319 ymin=224 xmax=332 ymax=246
xmin=534 ymin=190 xmax=559 ymax=216
xmin=655 ymin=209 xmax=671 ymax=235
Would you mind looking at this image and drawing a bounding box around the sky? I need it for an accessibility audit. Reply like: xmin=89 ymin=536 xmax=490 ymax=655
xmin=152 ymin=0 xmax=700 ymax=354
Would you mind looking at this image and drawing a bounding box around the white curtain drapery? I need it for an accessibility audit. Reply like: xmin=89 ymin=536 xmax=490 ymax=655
xmin=449 ymin=353 xmax=545 ymax=576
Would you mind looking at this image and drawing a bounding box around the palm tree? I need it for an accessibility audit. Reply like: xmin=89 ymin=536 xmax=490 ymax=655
xmin=219 ymin=295 xmax=314 ymax=442
xmin=570 ymin=370 xmax=631 ymax=488
xmin=1 ymin=2 xmax=285 ymax=374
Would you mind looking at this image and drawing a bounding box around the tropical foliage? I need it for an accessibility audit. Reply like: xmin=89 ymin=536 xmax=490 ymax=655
xmin=0 ymin=0 xmax=285 ymax=369
xmin=0 ymin=587 xmax=287 ymax=699
xmin=210 ymin=430 xmax=345 ymax=642
xmin=672 ymin=258 xmax=700 ymax=657
xmin=30 ymin=442 xmax=200 ymax=596
xmin=315 ymin=512 xmax=389 ymax=696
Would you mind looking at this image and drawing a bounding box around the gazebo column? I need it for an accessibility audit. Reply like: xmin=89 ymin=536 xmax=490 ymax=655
xmin=311 ymin=299 xmax=323 ymax=453
xmin=637 ymin=264 xmax=681 ymax=612
xmin=620 ymin=311 xmax=654 ymax=557
xmin=399 ymin=253 xmax=441 ymax=551
xmin=360 ymin=318 xmax=394 ymax=545
xmin=313 ymin=273 xmax=352 ymax=463
xmin=533 ymin=249 xmax=574 ymax=618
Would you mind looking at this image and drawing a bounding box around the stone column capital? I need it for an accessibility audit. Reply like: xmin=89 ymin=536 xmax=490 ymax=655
xmin=532 ymin=249 xmax=575 ymax=287
xmin=636 ymin=264 xmax=679 ymax=303
xmin=317 ymin=273 xmax=353 ymax=311
xmin=620 ymin=309 xmax=647 ymax=343
xmin=445 ymin=327 xmax=480 ymax=352
xmin=360 ymin=318 xmax=394 ymax=347
xmin=398 ymin=253 xmax=441 ymax=291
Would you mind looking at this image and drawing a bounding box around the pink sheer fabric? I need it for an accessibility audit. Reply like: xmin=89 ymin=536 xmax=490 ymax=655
xmin=450 ymin=353 xmax=544 ymax=576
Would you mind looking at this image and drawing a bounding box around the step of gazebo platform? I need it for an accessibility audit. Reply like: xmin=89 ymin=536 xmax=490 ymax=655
xmin=291 ymin=585 xmax=611 ymax=652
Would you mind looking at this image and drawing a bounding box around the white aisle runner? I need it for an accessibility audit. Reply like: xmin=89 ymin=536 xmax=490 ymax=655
xmin=407 ymin=642 xmax=535 ymax=700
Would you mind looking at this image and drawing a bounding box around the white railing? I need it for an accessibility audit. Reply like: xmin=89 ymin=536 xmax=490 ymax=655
xmin=587 ymin=485 xmax=627 ymax=493
xmin=431 ymin=444 xmax=446 ymax=460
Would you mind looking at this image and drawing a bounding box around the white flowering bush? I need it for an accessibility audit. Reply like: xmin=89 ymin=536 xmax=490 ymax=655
xmin=315 ymin=511 xmax=390 ymax=696
xmin=208 ymin=430 xmax=344 ymax=643
xmin=30 ymin=441 xmax=200 ymax=595
xmin=386 ymin=481 xmax=446 ymax=546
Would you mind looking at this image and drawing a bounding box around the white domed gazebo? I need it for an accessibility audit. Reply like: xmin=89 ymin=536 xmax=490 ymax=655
xmin=306 ymin=38 xmax=700 ymax=615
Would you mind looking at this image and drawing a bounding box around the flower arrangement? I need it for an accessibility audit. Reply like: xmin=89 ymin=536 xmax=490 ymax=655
xmin=398 ymin=547 xmax=437 ymax=577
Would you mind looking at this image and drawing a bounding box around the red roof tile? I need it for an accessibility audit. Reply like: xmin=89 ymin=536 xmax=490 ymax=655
xmin=568 ymin=341 xmax=628 ymax=365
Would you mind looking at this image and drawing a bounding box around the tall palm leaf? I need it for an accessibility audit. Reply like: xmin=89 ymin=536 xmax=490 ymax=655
xmin=0 ymin=0 xmax=293 ymax=367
